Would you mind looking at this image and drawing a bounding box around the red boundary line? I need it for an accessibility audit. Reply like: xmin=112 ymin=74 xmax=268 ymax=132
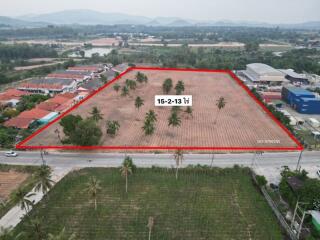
xmin=16 ymin=66 xmax=303 ymax=151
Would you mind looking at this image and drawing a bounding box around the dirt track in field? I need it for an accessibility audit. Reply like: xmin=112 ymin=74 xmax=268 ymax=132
xmin=23 ymin=69 xmax=298 ymax=149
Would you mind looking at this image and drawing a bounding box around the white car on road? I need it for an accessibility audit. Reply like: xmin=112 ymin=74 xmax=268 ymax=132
xmin=5 ymin=151 xmax=18 ymax=157
xmin=317 ymin=170 xmax=320 ymax=178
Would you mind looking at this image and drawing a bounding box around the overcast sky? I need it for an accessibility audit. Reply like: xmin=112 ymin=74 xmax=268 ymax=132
xmin=1 ymin=0 xmax=319 ymax=24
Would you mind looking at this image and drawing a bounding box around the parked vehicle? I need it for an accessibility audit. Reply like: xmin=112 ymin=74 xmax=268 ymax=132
xmin=317 ymin=170 xmax=320 ymax=178
xmin=5 ymin=151 xmax=18 ymax=157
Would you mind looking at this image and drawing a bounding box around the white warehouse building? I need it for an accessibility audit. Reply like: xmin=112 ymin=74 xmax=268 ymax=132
xmin=243 ymin=63 xmax=287 ymax=85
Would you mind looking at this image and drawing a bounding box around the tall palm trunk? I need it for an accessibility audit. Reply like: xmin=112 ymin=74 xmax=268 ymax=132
xmin=148 ymin=228 xmax=152 ymax=240
xmin=175 ymin=161 xmax=179 ymax=179
xmin=125 ymin=174 xmax=128 ymax=193
xmin=94 ymin=197 xmax=97 ymax=211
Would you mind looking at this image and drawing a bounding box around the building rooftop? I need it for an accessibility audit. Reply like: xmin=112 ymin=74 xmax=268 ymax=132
xmin=18 ymin=108 xmax=51 ymax=119
xmin=26 ymin=78 xmax=75 ymax=86
xmin=46 ymin=73 xmax=86 ymax=79
xmin=247 ymin=63 xmax=284 ymax=76
xmin=285 ymin=86 xmax=315 ymax=97
xmin=279 ymin=69 xmax=307 ymax=79
xmin=4 ymin=117 xmax=34 ymax=129
xmin=68 ymin=65 xmax=102 ymax=72
xmin=0 ymin=89 xmax=30 ymax=101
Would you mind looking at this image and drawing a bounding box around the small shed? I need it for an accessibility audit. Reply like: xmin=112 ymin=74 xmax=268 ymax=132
xmin=286 ymin=176 xmax=304 ymax=193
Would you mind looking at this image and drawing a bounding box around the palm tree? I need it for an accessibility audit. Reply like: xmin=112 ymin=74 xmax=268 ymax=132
xmin=120 ymin=157 xmax=135 ymax=193
xmin=185 ymin=106 xmax=193 ymax=117
xmin=48 ymin=228 xmax=76 ymax=240
xmin=90 ymin=107 xmax=103 ymax=122
xmin=34 ymin=165 xmax=54 ymax=195
xmin=175 ymin=81 xmax=185 ymax=95
xmin=24 ymin=217 xmax=45 ymax=240
xmin=84 ymin=176 xmax=101 ymax=210
xmin=106 ymin=120 xmax=120 ymax=136
xmin=121 ymin=86 xmax=129 ymax=96
xmin=168 ymin=112 xmax=181 ymax=127
xmin=174 ymin=149 xmax=184 ymax=179
xmin=54 ymin=128 xmax=61 ymax=142
xmin=113 ymin=84 xmax=121 ymax=92
xmin=136 ymin=72 xmax=148 ymax=83
xmin=135 ymin=97 xmax=144 ymax=110
xmin=126 ymin=79 xmax=137 ymax=90
xmin=147 ymin=217 xmax=154 ymax=240
xmin=146 ymin=110 xmax=157 ymax=123
xmin=142 ymin=119 xmax=155 ymax=135
xmin=162 ymin=78 xmax=173 ymax=94
xmin=214 ymin=97 xmax=226 ymax=125
xmin=12 ymin=188 xmax=35 ymax=214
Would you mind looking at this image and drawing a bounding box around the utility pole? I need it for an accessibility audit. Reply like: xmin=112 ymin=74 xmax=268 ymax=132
xmin=39 ymin=144 xmax=46 ymax=165
xmin=296 ymin=150 xmax=303 ymax=172
xmin=210 ymin=153 xmax=214 ymax=167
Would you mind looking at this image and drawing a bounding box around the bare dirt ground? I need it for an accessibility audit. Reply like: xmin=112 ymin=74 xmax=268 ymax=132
xmin=0 ymin=171 xmax=29 ymax=200
xmin=23 ymin=69 xmax=299 ymax=150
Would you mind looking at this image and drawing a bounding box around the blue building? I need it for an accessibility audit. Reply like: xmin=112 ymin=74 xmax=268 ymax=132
xmin=282 ymin=87 xmax=320 ymax=114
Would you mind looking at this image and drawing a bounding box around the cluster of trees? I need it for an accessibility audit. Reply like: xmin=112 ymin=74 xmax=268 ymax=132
xmin=16 ymin=94 xmax=50 ymax=112
xmin=59 ymin=113 xmax=102 ymax=146
xmin=59 ymin=107 xmax=123 ymax=145
xmin=279 ymin=167 xmax=320 ymax=238
xmin=0 ymin=43 xmax=58 ymax=61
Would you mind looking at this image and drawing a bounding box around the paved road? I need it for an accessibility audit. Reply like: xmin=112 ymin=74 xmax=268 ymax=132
xmin=0 ymin=150 xmax=319 ymax=182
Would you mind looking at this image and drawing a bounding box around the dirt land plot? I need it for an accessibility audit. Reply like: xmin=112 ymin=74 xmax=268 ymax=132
xmin=0 ymin=171 xmax=29 ymax=200
xmin=23 ymin=69 xmax=299 ymax=150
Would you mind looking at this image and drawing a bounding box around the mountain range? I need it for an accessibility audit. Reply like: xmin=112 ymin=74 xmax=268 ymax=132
xmin=0 ymin=9 xmax=320 ymax=29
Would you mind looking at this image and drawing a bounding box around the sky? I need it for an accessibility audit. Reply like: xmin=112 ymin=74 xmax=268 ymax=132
xmin=1 ymin=0 xmax=320 ymax=24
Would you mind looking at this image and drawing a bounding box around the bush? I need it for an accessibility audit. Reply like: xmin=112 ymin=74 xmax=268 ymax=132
xmin=256 ymin=175 xmax=267 ymax=187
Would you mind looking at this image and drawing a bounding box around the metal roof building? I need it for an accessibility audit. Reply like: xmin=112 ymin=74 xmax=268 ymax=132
xmin=243 ymin=63 xmax=287 ymax=85
xmin=282 ymin=86 xmax=320 ymax=114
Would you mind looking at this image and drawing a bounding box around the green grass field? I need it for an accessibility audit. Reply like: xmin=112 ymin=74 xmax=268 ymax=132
xmin=14 ymin=167 xmax=283 ymax=239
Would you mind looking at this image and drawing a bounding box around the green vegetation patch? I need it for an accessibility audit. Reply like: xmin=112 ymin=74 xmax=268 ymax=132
xmin=14 ymin=167 xmax=282 ymax=239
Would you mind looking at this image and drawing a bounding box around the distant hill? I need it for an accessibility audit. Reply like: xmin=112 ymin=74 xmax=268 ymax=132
xmin=19 ymin=9 xmax=152 ymax=25
xmin=0 ymin=10 xmax=318 ymax=29
xmin=0 ymin=16 xmax=46 ymax=27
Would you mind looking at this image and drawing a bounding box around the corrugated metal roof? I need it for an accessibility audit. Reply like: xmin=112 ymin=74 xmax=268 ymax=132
xmin=247 ymin=63 xmax=284 ymax=76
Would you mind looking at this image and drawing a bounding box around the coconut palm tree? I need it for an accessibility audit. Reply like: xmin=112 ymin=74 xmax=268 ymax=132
xmin=24 ymin=217 xmax=45 ymax=240
xmin=162 ymin=78 xmax=173 ymax=94
xmin=168 ymin=112 xmax=181 ymax=127
xmin=142 ymin=119 xmax=155 ymax=135
xmin=120 ymin=157 xmax=135 ymax=193
xmin=48 ymin=228 xmax=76 ymax=240
xmin=147 ymin=217 xmax=154 ymax=240
xmin=106 ymin=120 xmax=120 ymax=137
xmin=175 ymin=81 xmax=185 ymax=95
xmin=121 ymin=86 xmax=129 ymax=96
xmin=34 ymin=165 xmax=54 ymax=195
xmin=126 ymin=79 xmax=137 ymax=90
xmin=84 ymin=176 xmax=101 ymax=210
xmin=90 ymin=107 xmax=103 ymax=122
xmin=146 ymin=110 xmax=157 ymax=123
xmin=214 ymin=97 xmax=226 ymax=124
xmin=185 ymin=106 xmax=193 ymax=117
xmin=54 ymin=128 xmax=61 ymax=142
xmin=12 ymin=188 xmax=35 ymax=214
xmin=113 ymin=84 xmax=121 ymax=92
xmin=135 ymin=97 xmax=144 ymax=110
xmin=174 ymin=149 xmax=184 ymax=179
